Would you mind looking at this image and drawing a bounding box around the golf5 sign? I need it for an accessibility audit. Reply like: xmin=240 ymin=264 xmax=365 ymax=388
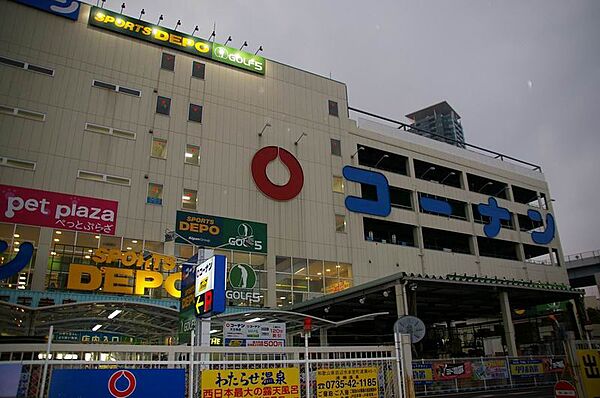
xmin=176 ymin=211 xmax=267 ymax=254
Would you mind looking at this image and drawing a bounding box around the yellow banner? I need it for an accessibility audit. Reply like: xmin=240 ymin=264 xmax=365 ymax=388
xmin=316 ymin=367 xmax=379 ymax=398
xmin=201 ymin=368 xmax=300 ymax=398
xmin=577 ymin=349 xmax=600 ymax=398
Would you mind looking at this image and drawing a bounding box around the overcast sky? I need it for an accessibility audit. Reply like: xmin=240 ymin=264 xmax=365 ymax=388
xmin=106 ymin=0 xmax=600 ymax=256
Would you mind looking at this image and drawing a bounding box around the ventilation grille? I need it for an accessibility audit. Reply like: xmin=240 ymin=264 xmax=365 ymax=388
xmin=92 ymin=80 xmax=141 ymax=97
xmin=84 ymin=123 xmax=136 ymax=140
xmin=0 ymin=156 xmax=36 ymax=171
xmin=77 ymin=170 xmax=131 ymax=186
xmin=0 ymin=55 xmax=54 ymax=76
xmin=0 ymin=105 xmax=46 ymax=121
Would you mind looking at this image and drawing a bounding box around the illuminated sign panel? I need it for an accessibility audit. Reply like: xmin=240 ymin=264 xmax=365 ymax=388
xmin=65 ymin=247 xmax=180 ymax=298
xmin=194 ymin=255 xmax=226 ymax=318
xmin=88 ymin=7 xmax=265 ymax=75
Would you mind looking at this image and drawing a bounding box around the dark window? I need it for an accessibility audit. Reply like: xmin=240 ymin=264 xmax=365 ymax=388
xmin=467 ymin=173 xmax=509 ymax=199
xmin=512 ymin=185 xmax=539 ymax=206
xmin=330 ymin=138 xmax=341 ymax=156
xmin=419 ymin=193 xmax=467 ymax=220
xmin=27 ymin=64 xmax=54 ymax=76
xmin=422 ymin=227 xmax=472 ymax=254
xmin=517 ymin=213 xmax=543 ymax=232
xmin=413 ymin=159 xmax=462 ymax=188
xmin=472 ymin=204 xmax=514 ymax=229
xmin=477 ymin=237 xmax=519 ymax=260
xmin=523 ymin=244 xmax=550 ymax=262
xmin=328 ymin=100 xmax=338 ymax=117
xmin=0 ymin=56 xmax=25 ymax=68
xmin=189 ymin=104 xmax=203 ymax=122
xmin=118 ymin=86 xmax=141 ymax=97
xmin=363 ymin=217 xmax=416 ymax=246
xmin=93 ymin=80 xmax=117 ymax=91
xmin=161 ymin=53 xmax=175 ymax=71
xmin=357 ymin=144 xmax=408 ymax=176
xmin=156 ymin=96 xmax=171 ymax=115
xmin=192 ymin=61 xmax=206 ymax=79
xmin=362 ymin=184 xmax=413 ymax=209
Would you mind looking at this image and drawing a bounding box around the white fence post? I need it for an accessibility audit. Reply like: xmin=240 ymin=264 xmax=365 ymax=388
xmin=189 ymin=330 xmax=195 ymax=398
xmin=39 ymin=325 xmax=53 ymax=398
xmin=304 ymin=333 xmax=310 ymax=398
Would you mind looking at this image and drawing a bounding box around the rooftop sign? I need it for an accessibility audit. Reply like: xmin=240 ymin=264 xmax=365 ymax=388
xmin=88 ymin=6 xmax=265 ymax=75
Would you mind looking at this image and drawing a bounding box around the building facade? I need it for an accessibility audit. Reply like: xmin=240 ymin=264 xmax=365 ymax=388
xmin=406 ymin=101 xmax=466 ymax=148
xmin=0 ymin=1 xmax=568 ymax=340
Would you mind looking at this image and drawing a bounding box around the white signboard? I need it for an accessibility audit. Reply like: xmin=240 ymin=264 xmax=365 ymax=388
xmin=223 ymin=321 xmax=286 ymax=347
xmin=195 ymin=257 xmax=215 ymax=297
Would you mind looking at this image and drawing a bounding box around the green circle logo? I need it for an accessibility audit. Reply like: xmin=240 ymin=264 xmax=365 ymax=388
xmin=229 ymin=263 xmax=256 ymax=289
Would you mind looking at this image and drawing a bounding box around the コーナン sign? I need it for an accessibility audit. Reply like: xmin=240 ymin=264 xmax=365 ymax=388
xmin=0 ymin=184 xmax=118 ymax=235
xmin=89 ymin=7 xmax=265 ymax=75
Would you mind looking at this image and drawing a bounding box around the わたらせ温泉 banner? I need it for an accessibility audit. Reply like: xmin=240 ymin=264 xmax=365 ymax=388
xmin=88 ymin=7 xmax=265 ymax=75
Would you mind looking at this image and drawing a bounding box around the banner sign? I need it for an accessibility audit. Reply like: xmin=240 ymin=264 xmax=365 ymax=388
xmin=413 ymin=363 xmax=434 ymax=385
xmin=543 ymin=357 xmax=566 ymax=374
xmin=194 ymin=255 xmax=226 ymax=318
xmin=0 ymin=184 xmax=118 ymax=234
xmin=223 ymin=321 xmax=286 ymax=347
xmin=202 ymin=368 xmax=300 ymax=398
xmin=432 ymin=362 xmax=473 ymax=381
xmin=14 ymin=0 xmax=81 ymax=20
xmin=576 ymin=349 xmax=600 ymax=397
xmin=176 ymin=211 xmax=267 ymax=253
xmin=89 ymin=7 xmax=265 ymax=75
xmin=316 ymin=367 xmax=379 ymax=398
xmin=54 ymin=330 xmax=136 ymax=344
xmin=473 ymin=359 xmax=509 ymax=381
xmin=509 ymin=359 xmax=544 ymax=377
xmin=49 ymin=368 xmax=185 ymax=398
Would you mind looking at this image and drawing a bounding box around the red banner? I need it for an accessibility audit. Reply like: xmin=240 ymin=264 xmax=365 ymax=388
xmin=0 ymin=185 xmax=118 ymax=235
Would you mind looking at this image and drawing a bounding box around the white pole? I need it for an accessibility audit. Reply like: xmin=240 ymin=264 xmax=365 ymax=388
xmin=189 ymin=329 xmax=195 ymax=398
xmin=39 ymin=325 xmax=53 ymax=398
xmin=394 ymin=331 xmax=407 ymax=398
xmin=304 ymin=333 xmax=310 ymax=398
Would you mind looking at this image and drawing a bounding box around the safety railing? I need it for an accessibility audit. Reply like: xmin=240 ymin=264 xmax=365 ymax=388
xmin=412 ymin=355 xmax=568 ymax=396
xmin=565 ymin=249 xmax=600 ymax=263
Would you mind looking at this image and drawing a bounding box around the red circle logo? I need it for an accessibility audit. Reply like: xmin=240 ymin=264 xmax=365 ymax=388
xmin=108 ymin=370 xmax=137 ymax=398
xmin=251 ymin=146 xmax=304 ymax=201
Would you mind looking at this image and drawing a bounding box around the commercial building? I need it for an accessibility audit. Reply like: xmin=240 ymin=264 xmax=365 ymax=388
xmin=0 ymin=0 xmax=581 ymax=353
xmin=406 ymin=101 xmax=466 ymax=148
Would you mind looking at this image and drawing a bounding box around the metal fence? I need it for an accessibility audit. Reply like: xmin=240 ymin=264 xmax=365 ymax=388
xmin=412 ymin=355 xmax=568 ymax=396
xmin=0 ymin=342 xmax=404 ymax=398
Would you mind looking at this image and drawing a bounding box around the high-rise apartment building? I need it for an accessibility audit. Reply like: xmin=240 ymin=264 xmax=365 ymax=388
xmin=406 ymin=101 xmax=465 ymax=148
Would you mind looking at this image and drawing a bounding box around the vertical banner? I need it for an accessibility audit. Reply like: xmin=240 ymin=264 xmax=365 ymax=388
xmin=194 ymin=255 xmax=226 ymax=318
xmin=577 ymin=349 xmax=600 ymax=397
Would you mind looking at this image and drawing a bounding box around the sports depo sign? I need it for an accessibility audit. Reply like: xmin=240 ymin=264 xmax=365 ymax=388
xmin=0 ymin=185 xmax=118 ymax=235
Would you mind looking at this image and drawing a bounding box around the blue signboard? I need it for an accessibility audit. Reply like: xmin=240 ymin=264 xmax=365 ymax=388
xmin=49 ymin=368 xmax=185 ymax=397
xmin=13 ymin=0 xmax=81 ymax=21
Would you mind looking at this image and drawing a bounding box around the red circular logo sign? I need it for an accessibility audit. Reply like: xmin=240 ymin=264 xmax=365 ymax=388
xmin=554 ymin=380 xmax=576 ymax=398
xmin=108 ymin=370 xmax=137 ymax=398
xmin=251 ymin=146 xmax=304 ymax=201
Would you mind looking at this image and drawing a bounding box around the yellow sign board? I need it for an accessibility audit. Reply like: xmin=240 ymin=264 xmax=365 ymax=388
xmin=202 ymin=368 xmax=300 ymax=398
xmin=66 ymin=247 xmax=180 ymax=298
xmin=316 ymin=367 xmax=379 ymax=398
xmin=577 ymin=349 xmax=600 ymax=398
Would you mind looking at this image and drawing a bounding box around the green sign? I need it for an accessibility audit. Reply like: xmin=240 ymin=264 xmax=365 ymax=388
xmin=229 ymin=263 xmax=257 ymax=289
xmin=176 ymin=211 xmax=267 ymax=253
xmin=212 ymin=44 xmax=264 ymax=74
xmin=88 ymin=7 xmax=265 ymax=75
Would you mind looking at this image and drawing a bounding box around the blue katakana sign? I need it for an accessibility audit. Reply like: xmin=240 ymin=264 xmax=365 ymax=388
xmin=342 ymin=166 xmax=555 ymax=245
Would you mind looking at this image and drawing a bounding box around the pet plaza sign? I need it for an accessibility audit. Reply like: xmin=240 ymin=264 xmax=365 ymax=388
xmin=88 ymin=6 xmax=265 ymax=75
xmin=66 ymin=247 xmax=181 ymax=298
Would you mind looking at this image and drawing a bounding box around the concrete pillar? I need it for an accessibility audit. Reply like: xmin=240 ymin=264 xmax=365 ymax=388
xmin=395 ymin=283 xmax=408 ymax=317
xmin=320 ymin=328 xmax=328 ymax=346
xmin=595 ymin=274 xmax=600 ymax=296
xmin=400 ymin=334 xmax=415 ymax=398
xmin=31 ymin=227 xmax=52 ymax=291
xmin=499 ymin=291 xmax=518 ymax=356
xmin=196 ymin=318 xmax=212 ymax=347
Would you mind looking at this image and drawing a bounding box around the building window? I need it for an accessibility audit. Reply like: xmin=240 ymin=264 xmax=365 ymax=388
xmin=77 ymin=170 xmax=130 ymax=186
xmin=189 ymin=103 xmax=203 ymax=122
xmin=192 ymin=61 xmax=205 ymax=79
xmin=0 ymin=156 xmax=36 ymax=171
xmin=156 ymin=96 xmax=171 ymax=115
xmin=161 ymin=53 xmax=175 ymax=71
xmin=147 ymin=183 xmax=163 ymax=205
xmin=332 ymin=176 xmax=344 ymax=193
xmin=185 ymin=144 xmax=200 ymax=165
xmin=330 ymin=138 xmax=341 ymax=156
xmin=328 ymin=100 xmax=339 ymax=117
xmin=182 ymin=189 xmax=197 ymax=210
xmin=151 ymin=138 xmax=167 ymax=159
xmin=0 ymin=105 xmax=46 ymax=122
xmin=335 ymin=214 xmax=346 ymax=233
